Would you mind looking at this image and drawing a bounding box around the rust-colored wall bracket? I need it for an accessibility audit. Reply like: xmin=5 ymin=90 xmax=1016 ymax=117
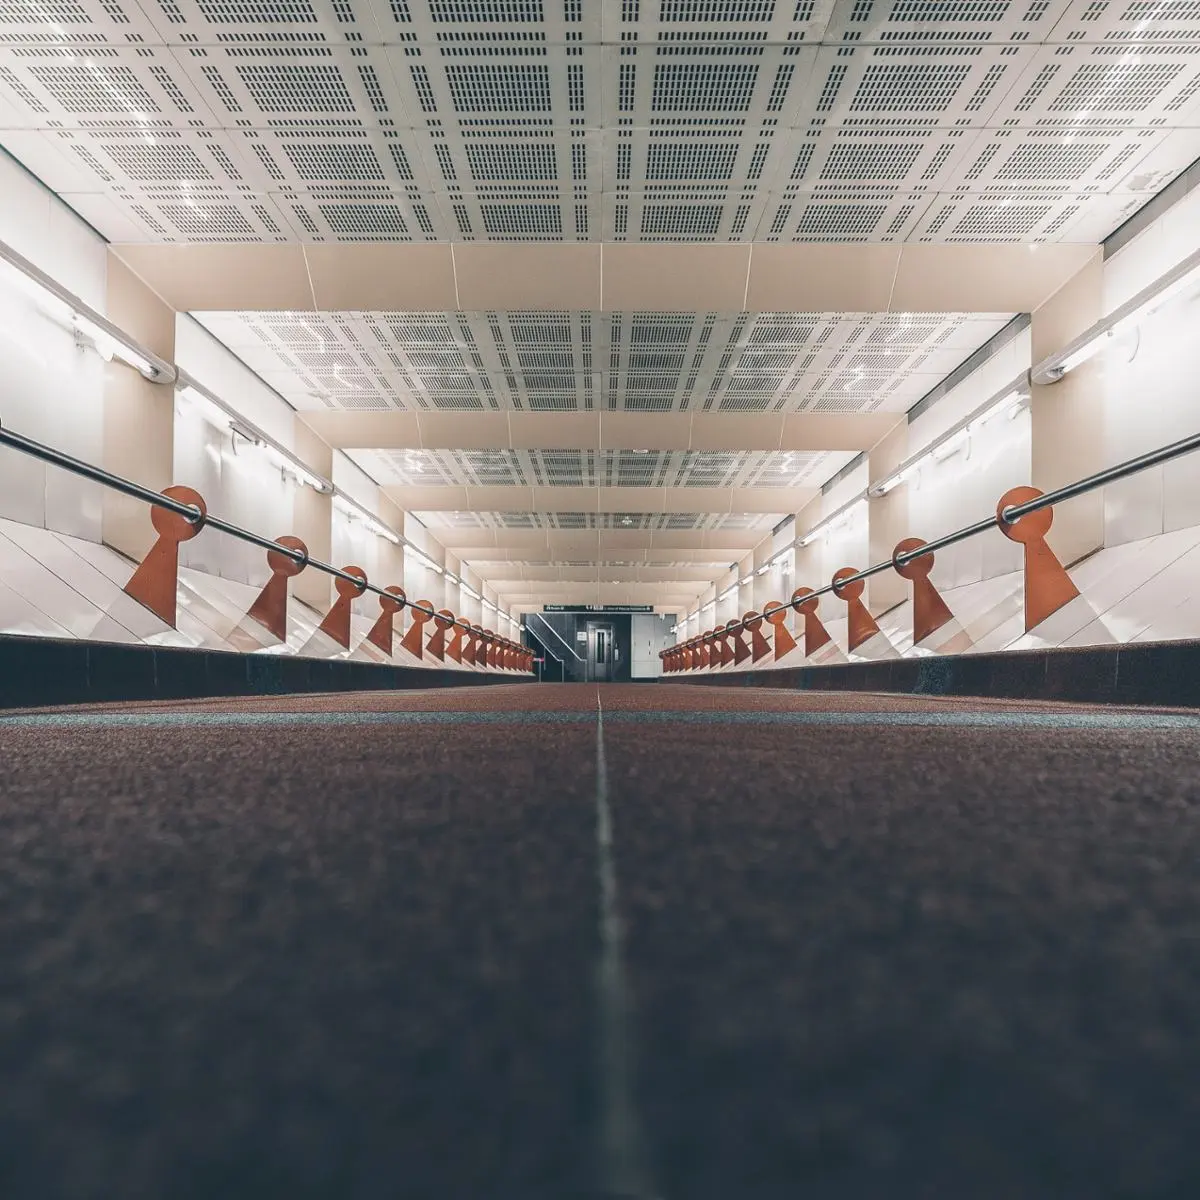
xmin=997 ymin=485 xmax=1082 ymax=632
xmin=318 ymin=565 xmax=368 ymax=649
xmin=123 ymin=485 xmax=207 ymax=628
xmin=484 ymin=629 xmax=498 ymax=668
xmin=366 ymin=585 xmax=406 ymax=656
xmin=427 ymin=609 xmax=454 ymax=661
xmin=705 ymin=628 xmax=724 ymax=667
xmin=698 ymin=634 xmax=711 ymax=669
xmin=791 ymin=587 xmax=831 ymax=655
xmin=763 ymin=600 xmax=798 ymax=660
xmin=831 ymin=567 xmax=881 ymax=652
xmin=246 ymin=535 xmax=308 ymax=642
xmin=742 ymin=611 xmax=772 ymax=663
xmin=892 ymin=537 xmax=955 ymax=645
xmin=731 ymin=616 xmax=752 ymax=665
xmin=401 ymin=600 xmax=435 ymax=658
xmin=445 ymin=615 xmax=465 ymax=663
xmin=466 ymin=623 xmax=484 ymax=666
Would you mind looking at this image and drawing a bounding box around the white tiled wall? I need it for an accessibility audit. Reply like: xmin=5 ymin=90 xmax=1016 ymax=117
xmin=0 ymin=155 xmax=107 ymax=542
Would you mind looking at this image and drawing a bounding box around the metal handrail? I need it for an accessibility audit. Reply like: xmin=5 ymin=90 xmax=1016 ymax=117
xmin=692 ymin=425 xmax=1200 ymax=641
xmin=0 ymin=421 xmax=520 ymax=646
xmin=528 ymin=611 xmax=584 ymax=661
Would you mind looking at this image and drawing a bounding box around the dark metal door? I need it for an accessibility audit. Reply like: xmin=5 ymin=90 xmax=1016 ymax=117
xmin=587 ymin=621 xmax=615 ymax=682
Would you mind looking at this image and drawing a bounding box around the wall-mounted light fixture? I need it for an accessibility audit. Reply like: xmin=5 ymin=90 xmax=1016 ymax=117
xmin=0 ymin=238 xmax=173 ymax=382
xmin=405 ymin=544 xmax=444 ymax=574
xmin=179 ymin=372 xmax=334 ymax=495
xmin=869 ymin=376 xmax=1030 ymax=498
xmin=332 ymin=492 xmax=401 ymax=545
xmin=795 ymin=495 xmax=868 ymax=548
xmin=1032 ymin=246 xmax=1200 ymax=385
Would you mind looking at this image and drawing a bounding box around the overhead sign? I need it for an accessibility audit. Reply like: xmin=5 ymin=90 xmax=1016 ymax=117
xmin=543 ymin=604 xmax=654 ymax=613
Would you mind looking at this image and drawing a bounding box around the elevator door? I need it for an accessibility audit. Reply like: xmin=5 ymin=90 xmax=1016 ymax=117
xmin=587 ymin=621 xmax=615 ymax=683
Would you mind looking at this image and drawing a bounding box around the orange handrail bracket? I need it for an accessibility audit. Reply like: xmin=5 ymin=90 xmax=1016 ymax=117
xmin=123 ymin=485 xmax=207 ymax=627
xmin=832 ymin=567 xmax=881 ymax=652
xmin=246 ymin=535 xmax=308 ymax=642
xmin=791 ymin=587 xmax=831 ymax=654
xmin=366 ymin=585 xmax=406 ymax=656
xmin=892 ymin=538 xmax=955 ymax=645
xmin=317 ymin=565 xmax=368 ymax=649
xmin=996 ymin=486 xmax=1081 ymax=632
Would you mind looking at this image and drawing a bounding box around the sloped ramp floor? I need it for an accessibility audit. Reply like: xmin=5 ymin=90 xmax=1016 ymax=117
xmin=3 ymin=684 xmax=1200 ymax=1198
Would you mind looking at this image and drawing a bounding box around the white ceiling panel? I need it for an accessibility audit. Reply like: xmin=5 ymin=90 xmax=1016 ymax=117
xmin=417 ymin=509 xmax=778 ymax=531
xmin=194 ymin=308 xmax=1013 ymax=413
xmin=4 ymin=1 xmax=1200 ymax=245
xmin=347 ymin=446 xmax=857 ymax=487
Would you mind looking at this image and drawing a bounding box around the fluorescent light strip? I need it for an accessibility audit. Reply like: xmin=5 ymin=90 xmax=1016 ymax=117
xmin=0 ymin=238 xmax=173 ymax=383
xmin=405 ymin=545 xmax=444 ymax=574
xmin=869 ymin=376 xmax=1030 ymax=498
xmin=795 ymin=495 xmax=868 ymax=548
xmin=331 ymin=492 xmax=402 ymax=545
xmin=1032 ymin=245 xmax=1200 ymax=385
xmin=461 ymin=585 xmax=481 ymax=601
xmin=179 ymin=373 xmax=333 ymax=495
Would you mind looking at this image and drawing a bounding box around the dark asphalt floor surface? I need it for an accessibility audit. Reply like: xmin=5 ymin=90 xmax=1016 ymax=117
xmin=3 ymin=683 xmax=1200 ymax=1199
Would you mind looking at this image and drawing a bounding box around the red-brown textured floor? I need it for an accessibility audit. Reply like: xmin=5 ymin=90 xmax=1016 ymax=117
xmin=3 ymin=683 xmax=1200 ymax=1198
xmin=13 ymin=680 xmax=1179 ymax=717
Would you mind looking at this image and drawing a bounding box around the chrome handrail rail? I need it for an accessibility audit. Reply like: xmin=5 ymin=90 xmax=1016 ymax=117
xmin=696 ymin=424 xmax=1200 ymax=639
xmin=0 ymin=420 xmax=511 ymax=643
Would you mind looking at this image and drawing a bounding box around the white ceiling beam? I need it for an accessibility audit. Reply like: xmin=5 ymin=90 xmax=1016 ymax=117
xmin=113 ymin=242 xmax=1098 ymax=316
xmin=300 ymin=411 xmax=899 ymax=453
xmin=435 ymin=528 xmax=762 ymax=552
xmin=389 ymin=485 xmax=808 ymax=513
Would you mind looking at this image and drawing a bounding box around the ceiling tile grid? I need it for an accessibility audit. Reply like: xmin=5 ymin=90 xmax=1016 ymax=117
xmin=4 ymin=1 xmax=1200 ymax=243
xmin=195 ymin=308 xmax=1012 ymax=412
xmin=348 ymin=445 xmax=858 ymax=486
xmin=418 ymin=509 xmax=776 ymax=531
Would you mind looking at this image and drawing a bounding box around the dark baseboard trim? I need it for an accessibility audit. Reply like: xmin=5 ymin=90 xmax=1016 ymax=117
xmin=665 ymin=639 xmax=1200 ymax=709
xmin=0 ymin=634 xmax=524 ymax=711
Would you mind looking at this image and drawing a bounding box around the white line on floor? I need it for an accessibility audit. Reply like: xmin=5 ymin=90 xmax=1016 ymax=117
xmin=593 ymin=689 xmax=660 ymax=1199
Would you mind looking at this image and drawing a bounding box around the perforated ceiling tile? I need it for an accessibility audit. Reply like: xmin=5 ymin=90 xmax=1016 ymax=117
xmin=0 ymin=0 xmax=166 ymax=47
xmin=761 ymin=190 xmax=931 ymax=241
xmin=799 ymin=44 xmax=1029 ymax=129
xmin=4 ymin=0 xmax=1200 ymax=247
xmin=195 ymin=308 xmax=1013 ymax=416
xmin=909 ymin=189 xmax=1140 ymax=241
xmin=173 ymin=45 xmax=415 ymax=123
xmin=416 ymin=510 xmax=780 ymax=533
xmin=1000 ymin=45 xmax=1200 ymax=127
xmin=0 ymin=46 xmax=220 ymax=130
xmin=136 ymin=0 xmax=382 ymax=43
xmin=821 ymin=0 xmax=1075 ymax=43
